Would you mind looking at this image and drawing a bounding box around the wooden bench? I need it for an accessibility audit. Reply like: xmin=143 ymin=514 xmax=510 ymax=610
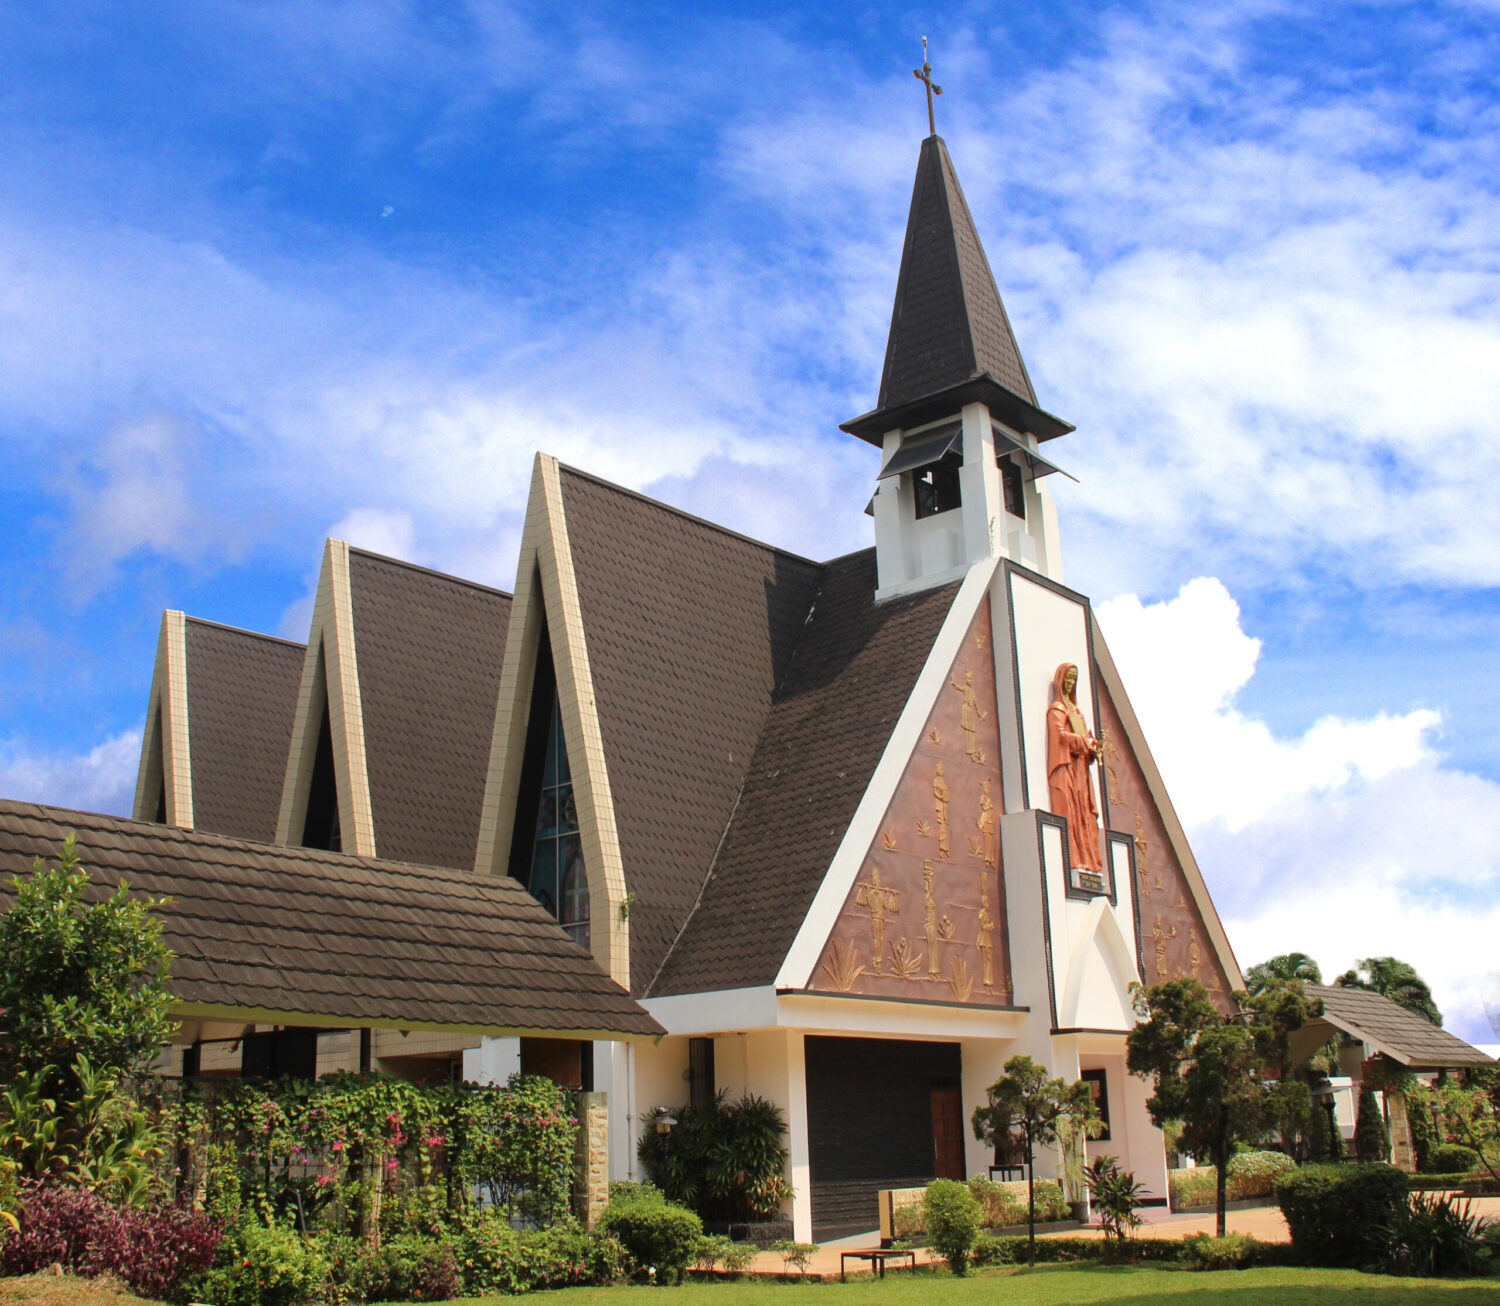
xmin=840 ymin=1247 xmax=917 ymax=1281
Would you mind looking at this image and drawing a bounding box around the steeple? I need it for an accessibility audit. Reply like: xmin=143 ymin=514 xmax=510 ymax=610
xmin=843 ymin=134 xmax=1071 ymax=445
xmin=848 ymin=130 xmax=1075 ymax=601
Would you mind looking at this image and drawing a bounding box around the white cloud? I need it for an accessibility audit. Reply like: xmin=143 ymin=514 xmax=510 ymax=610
xmin=1098 ymin=577 xmax=1500 ymax=1044
xmin=0 ymin=730 xmax=141 ymax=819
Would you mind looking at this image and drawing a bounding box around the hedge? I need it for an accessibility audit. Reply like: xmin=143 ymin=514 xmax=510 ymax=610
xmin=1169 ymin=1151 xmax=1295 ymax=1209
xmin=1273 ymin=1163 xmax=1409 ymax=1267
xmin=967 ymin=1234 xmax=1297 ymax=1267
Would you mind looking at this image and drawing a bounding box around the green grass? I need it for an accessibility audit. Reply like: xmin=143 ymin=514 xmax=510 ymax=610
xmin=418 ymin=1263 xmax=1497 ymax=1306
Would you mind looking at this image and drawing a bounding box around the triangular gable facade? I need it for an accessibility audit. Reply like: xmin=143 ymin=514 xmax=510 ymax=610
xmin=133 ymin=610 xmax=193 ymax=829
xmin=277 ymin=539 xmax=378 ymax=857
xmin=803 ymin=589 xmax=1014 ymax=1006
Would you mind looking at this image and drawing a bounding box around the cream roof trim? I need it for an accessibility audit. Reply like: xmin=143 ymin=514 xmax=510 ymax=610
xmin=1090 ymin=616 xmax=1244 ymax=990
xmin=474 ymin=454 xmax=630 ymax=990
xmin=132 ymin=610 xmax=194 ymax=829
xmin=275 ymin=539 xmax=377 ymax=856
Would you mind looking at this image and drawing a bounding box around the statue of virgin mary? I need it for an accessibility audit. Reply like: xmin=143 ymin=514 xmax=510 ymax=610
xmin=1046 ymin=662 xmax=1103 ymax=874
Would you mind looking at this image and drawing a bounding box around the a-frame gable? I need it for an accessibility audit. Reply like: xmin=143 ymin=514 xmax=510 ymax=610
xmin=800 ymin=586 xmax=1017 ymax=1007
xmin=132 ymin=610 xmax=193 ymax=829
xmin=776 ymin=559 xmax=999 ymax=993
xmin=275 ymin=539 xmax=377 ymax=858
xmin=473 ymin=454 xmax=630 ymax=990
xmin=1091 ymin=616 xmax=1244 ymax=1002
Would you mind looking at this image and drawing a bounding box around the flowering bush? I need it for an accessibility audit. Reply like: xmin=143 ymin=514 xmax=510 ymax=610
xmin=456 ymin=1210 xmax=625 ymax=1295
xmin=184 ymin=1220 xmax=328 ymax=1306
xmin=357 ymin=1231 xmax=461 ymax=1302
xmin=0 ymin=1181 xmax=221 ymax=1300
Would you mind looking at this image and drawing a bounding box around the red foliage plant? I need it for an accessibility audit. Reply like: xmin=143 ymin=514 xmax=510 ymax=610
xmin=1 ymin=1181 xmax=221 ymax=1300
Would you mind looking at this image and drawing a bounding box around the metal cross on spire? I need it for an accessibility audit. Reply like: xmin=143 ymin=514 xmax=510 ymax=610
xmin=913 ymin=36 xmax=943 ymax=137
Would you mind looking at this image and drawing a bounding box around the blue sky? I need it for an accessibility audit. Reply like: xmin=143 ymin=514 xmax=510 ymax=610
xmin=2 ymin=1 xmax=1498 ymax=1041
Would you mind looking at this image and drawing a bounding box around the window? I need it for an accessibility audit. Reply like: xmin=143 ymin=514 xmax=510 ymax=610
xmin=1080 ymin=1068 xmax=1111 ymax=1141
xmin=525 ymin=694 xmax=591 ymax=950
xmin=913 ymin=458 xmax=963 ymax=518
xmin=688 ymin=1037 xmax=715 ymax=1109
xmin=1001 ymin=458 xmax=1025 ymax=519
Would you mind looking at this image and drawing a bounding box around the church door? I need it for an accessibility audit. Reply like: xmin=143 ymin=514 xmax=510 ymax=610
xmin=930 ymin=1084 xmax=965 ymax=1179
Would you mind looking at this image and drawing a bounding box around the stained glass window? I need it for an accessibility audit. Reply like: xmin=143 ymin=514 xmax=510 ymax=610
xmin=525 ymin=694 xmax=590 ymax=950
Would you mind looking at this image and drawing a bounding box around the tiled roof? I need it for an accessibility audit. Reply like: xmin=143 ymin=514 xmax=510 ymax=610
xmin=0 ymin=799 xmax=662 ymax=1039
xmin=182 ymin=619 xmax=304 ymax=843
xmin=648 ymin=552 xmax=960 ymax=996
xmin=557 ymin=468 xmax=825 ymax=995
xmin=1307 ymin=984 xmax=1495 ymax=1068
xmin=877 ymin=134 xmax=1035 ymax=413
xmin=346 ymin=549 xmax=511 ymax=871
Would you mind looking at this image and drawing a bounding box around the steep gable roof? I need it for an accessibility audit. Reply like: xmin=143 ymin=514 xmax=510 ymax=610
xmin=556 ymin=468 xmax=825 ymax=994
xmin=345 ymin=549 xmax=511 ymax=870
xmin=648 ymin=551 xmax=961 ymax=996
xmin=0 ymin=799 xmax=661 ymax=1039
xmin=181 ymin=619 xmax=304 ymax=843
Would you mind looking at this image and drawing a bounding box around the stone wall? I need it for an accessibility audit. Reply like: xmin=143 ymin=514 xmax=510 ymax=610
xmin=572 ymin=1090 xmax=609 ymax=1227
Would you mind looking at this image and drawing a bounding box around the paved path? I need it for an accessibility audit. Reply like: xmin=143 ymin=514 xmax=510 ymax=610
xmin=737 ymin=1192 xmax=1500 ymax=1278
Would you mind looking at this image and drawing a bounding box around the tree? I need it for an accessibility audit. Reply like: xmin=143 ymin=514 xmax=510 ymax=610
xmin=1354 ymin=1084 xmax=1391 ymax=1162
xmin=1126 ymin=977 xmax=1315 ymax=1237
xmin=1335 ymin=956 xmax=1442 ymax=1027
xmin=0 ymin=836 xmax=174 ymax=1100
xmin=971 ymin=1055 xmax=1096 ymax=1266
xmin=1245 ymin=951 xmax=1322 ymax=995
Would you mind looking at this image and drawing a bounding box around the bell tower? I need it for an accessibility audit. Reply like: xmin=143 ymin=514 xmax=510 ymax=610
xmin=843 ymin=128 xmax=1076 ymax=600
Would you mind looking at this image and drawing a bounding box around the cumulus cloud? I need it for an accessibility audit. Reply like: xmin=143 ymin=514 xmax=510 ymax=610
xmin=0 ymin=730 xmax=141 ymax=819
xmin=1098 ymin=578 xmax=1500 ymax=1043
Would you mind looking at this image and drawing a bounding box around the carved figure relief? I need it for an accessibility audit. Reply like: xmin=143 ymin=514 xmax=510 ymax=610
xmin=1152 ymin=914 xmax=1178 ymax=984
xmin=855 ymin=868 xmax=900 ymax=975
xmin=923 ymin=861 xmax=942 ymax=978
xmin=1189 ymin=927 xmax=1202 ymax=976
xmin=977 ymin=777 xmax=997 ymax=868
xmin=809 ymin=595 xmax=1011 ymax=1006
xmin=1101 ymin=729 xmax=1126 ymax=807
xmin=1046 ymin=663 xmax=1104 ymax=873
xmin=933 ymin=763 xmax=951 ymax=859
xmin=950 ymin=670 xmax=988 ymax=761
xmin=977 ymin=874 xmax=996 ymax=991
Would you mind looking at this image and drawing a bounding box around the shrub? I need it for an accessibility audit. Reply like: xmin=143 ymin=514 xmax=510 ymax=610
xmin=1184 ymin=1232 xmax=1262 ymax=1270
xmin=606 ymin=1180 xmax=664 ymax=1208
xmin=1084 ymin=1156 xmax=1145 ymax=1247
xmin=186 ymin=1220 xmax=327 ymax=1306
xmin=720 ymin=1241 xmax=759 ymax=1273
xmin=456 ymin=1211 xmax=626 ymax=1296
xmin=357 ymin=1231 xmax=461 ymax=1302
xmin=1355 ymin=1087 xmax=1392 ymax=1162
xmin=0 ymin=1182 xmax=221 ymax=1301
xmin=1425 ymin=1144 xmax=1481 ymax=1176
xmin=636 ymin=1092 xmax=791 ymax=1224
xmin=967 ymin=1235 xmax=1194 ymax=1265
xmin=1227 ymin=1149 xmax=1296 ymax=1195
xmin=923 ymin=1178 xmax=983 ymax=1275
xmin=1274 ymin=1162 xmax=1409 ymax=1267
xmin=1377 ymin=1192 xmax=1490 ymax=1277
xmin=598 ymin=1197 xmax=702 ymax=1283
xmin=768 ymin=1239 xmax=816 ymax=1277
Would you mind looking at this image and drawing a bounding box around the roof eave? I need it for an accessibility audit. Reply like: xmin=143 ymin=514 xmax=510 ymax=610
xmin=841 ymin=374 xmax=1074 ymax=446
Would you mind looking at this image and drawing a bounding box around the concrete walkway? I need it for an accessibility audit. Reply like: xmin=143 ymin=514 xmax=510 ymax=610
xmin=736 ymin=1192 xmax=1500 ymax=1278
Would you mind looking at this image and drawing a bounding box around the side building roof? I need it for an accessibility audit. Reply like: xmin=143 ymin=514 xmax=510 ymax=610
xmin=344 ymin=549 xmax=512 ymax=870
xmin=649 ymin=551 xmax=961 ymax=996
xmin=556 ymin=468 xmax=826 ymax=995
xmin=1304 ymin=984 xmax=1495 ymax=1070
xmin=0 ymin=799 xmax=661 ymax=1040
xmin=182 ymin=619 xmax=304 ymax=843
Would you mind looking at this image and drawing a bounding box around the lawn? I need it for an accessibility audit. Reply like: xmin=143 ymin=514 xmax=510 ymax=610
xmin=418 ymin=1264 xmax=1497 ymax=1306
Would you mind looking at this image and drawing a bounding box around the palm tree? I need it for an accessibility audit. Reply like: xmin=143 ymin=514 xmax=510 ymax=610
xmin=1244 ymin=951 xmax=1323 ymax=996
xmin=1335 ymin=956 xmax=1442 ymax=1026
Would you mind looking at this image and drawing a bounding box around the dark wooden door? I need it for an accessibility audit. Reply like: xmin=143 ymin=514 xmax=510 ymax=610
xmin=930 ymin=1087 xmax=965 ymax=1179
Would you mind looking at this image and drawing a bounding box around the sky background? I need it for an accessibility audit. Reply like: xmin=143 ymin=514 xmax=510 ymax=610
xmin=1 ymin=1 xmax=1497 ymax=1042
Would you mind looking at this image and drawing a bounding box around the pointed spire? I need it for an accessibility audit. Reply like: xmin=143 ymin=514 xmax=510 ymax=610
xmin=843 ymin=135 xmax=1072 ymax=445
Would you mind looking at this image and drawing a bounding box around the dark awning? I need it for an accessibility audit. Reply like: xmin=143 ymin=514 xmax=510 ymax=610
xmin=878 ymin=424 xmax=963 ymax=480
xmin=993 ymin=423 xmax=1077 ymax=482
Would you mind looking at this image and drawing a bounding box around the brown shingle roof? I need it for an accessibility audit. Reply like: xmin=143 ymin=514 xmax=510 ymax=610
xmin=648 ymin=552 xmax=960 ymax=996
xmin=0 ymin=799 xmax=661 ymax=1038
xmin=1306 ymin=984 xmax=1494 ymax=1068
xmin=182 ymin=619 xmax=304 ymax=843
xmin=346 ymin=549 xmax=511 ymax=870
xmin=878 ymin=135 xmax=1035 ymax=411
xmin=557 ymin=468 xmax=825 ymax=995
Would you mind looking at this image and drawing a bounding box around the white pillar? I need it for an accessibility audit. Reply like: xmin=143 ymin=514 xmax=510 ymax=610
xmin=462 ymin=1035 xmax=521 ymax=1085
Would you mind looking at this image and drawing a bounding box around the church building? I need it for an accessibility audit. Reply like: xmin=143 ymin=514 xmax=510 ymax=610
xmin=129 ymin=128 xmax=1243 ymax=1240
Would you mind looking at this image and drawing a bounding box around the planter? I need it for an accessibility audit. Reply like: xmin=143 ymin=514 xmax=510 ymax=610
xmin=1067 ymin=1200 xmax=1090 ymax=1225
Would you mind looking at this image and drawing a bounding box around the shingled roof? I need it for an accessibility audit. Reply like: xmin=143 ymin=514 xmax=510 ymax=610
xmin=557 ymin=468 xmax=825 ymax=995
xmin=1305 ymin=984 xmax=1494 ymax=1069
xmin=182 ymin=619 xmax=304 ymax=843
xmin=842 ymin=135 xmax=1072 ymax=444
xmin=345 ymin=549 xmax=511 ymax=870
xmin=648 ymin=552 xmax=960 ymax=996
xmin=0 ymin=799 xmax=661 ymax=1040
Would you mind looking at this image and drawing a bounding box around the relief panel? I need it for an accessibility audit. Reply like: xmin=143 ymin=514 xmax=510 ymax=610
xmin=1098 ymin=682 xmax=1234 ymax=1010
xmin=808 ymin=596 xmax=1013 ymax=1005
